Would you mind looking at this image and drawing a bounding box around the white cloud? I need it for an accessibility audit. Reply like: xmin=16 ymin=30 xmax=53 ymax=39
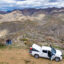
xmin=0 ymin=0 xmax=64 ymax=11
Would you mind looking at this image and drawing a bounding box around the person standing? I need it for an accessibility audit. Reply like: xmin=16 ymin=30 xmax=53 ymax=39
xmin=6 ymin=39 xmax=12 ymax=45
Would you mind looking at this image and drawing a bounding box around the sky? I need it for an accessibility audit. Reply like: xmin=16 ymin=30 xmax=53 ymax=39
xmin=0 ymin=0 xmax=64 ymax=11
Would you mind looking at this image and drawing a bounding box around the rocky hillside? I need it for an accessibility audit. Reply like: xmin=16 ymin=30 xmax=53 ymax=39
xmin=0 ymin=8 xmax=64 ymax=50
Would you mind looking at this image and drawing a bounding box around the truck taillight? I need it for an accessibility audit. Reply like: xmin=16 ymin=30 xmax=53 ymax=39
xmin=30 ymin=47 xmax=32 ymax=50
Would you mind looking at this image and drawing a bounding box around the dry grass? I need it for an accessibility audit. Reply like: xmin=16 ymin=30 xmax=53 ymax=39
xmin=0 ymin=48 xmax=63 ymax=64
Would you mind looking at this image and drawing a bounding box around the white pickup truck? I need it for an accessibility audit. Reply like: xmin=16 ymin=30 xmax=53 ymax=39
xmin=29 ymin=44 xmax=62 ymax=62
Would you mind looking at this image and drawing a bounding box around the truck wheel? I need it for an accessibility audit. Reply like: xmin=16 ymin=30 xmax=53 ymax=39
xmin=55 ymin=57 xmax=60 ymax=62
xmin=34 ymin=54 xmax=39 ymax=59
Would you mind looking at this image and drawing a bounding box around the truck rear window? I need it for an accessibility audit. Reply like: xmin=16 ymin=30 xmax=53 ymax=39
xmin=32 ymin=48 xmax=39 ymax=52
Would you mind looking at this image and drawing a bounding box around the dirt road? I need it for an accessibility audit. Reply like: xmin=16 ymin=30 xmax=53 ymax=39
xmin=0 ymin=49 xmax=64 ymax=64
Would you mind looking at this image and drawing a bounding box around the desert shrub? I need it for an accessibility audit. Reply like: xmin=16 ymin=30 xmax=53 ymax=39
xmin=0 ymin=62 xmax=9 ymax=64
xmin=63 ymin=54 xmax=64 ymax=59
xmin=60 ymin=38 xmax=64 ymax=43
xmin=20 ymin=38 xmax=29 ymax=41
xmin=0 ymin=43 xmax=7 ymax=49
xmin=53 ymin=45 xmax=64 ymax=50
xmin=24 ymin=59 xmax=31 ymax=64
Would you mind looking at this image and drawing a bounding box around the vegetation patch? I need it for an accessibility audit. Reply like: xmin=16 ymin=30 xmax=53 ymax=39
xmin=24 ymin=59 xmax=31 ymax=64
xmin=63 ymin=54 xmax=64 ymax=59
xmin=0 ymin=43 xmax=7 ymax=49
xmin=53 ymin=45 xmax=64 ymax=50
xmin=0 ymin=62 xmax=9 ymax=64
xmin=20 ymin=38 xmax=29 ymax=41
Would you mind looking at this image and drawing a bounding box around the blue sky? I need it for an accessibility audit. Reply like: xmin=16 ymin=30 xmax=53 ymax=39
xmin=0 ymin=0 xmax=64 ymax=11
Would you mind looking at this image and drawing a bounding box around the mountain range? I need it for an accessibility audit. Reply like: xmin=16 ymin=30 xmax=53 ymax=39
xmin=0 ymin=7 xmax=64 ymax=15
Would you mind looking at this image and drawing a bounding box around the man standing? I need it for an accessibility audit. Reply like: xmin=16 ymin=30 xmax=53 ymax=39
xmin=6 ymin=39 xmax=12 ymax=45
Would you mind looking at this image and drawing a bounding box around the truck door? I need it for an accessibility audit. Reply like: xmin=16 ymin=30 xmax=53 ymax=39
xmin=41 ymin=50 xmax=48 ymax=58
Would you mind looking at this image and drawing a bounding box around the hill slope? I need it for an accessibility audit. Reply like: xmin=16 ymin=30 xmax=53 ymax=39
xmin=0 ymin=8 xmax=64 ymax=49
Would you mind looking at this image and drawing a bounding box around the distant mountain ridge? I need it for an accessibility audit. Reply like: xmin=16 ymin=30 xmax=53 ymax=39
xmin=0 ymin=7 xmax=64 ymax=15
xmin=0 ymin=11 xmax=7 ymax=14
xmin=7 ymin=7 xmax=64 ymax=15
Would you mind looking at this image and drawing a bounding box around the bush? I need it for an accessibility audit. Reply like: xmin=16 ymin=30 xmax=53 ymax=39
xmin=0 ymin=43 xmax=7 ymax=49
xmin=20 ymin=38 xmax=29 ymax=41
xmin=63 ymin=54 xmax=64 ymax=59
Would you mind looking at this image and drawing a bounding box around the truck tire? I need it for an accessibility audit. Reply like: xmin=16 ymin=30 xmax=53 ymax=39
xmin=34 ymin=54 xmax=39 ymax=59
xmin=55 ymin=57 xmax=60 ymax=62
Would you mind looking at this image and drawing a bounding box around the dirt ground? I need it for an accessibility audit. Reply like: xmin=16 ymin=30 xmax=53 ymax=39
xmin=0 ymin=49 xmax=64 ymax=64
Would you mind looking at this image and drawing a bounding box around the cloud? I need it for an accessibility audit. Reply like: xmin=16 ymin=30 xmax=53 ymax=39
xmin=0 ymin=0 xmax=64 ymax=11
xmin=49 ymin=0 xmax=57 ymax=2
